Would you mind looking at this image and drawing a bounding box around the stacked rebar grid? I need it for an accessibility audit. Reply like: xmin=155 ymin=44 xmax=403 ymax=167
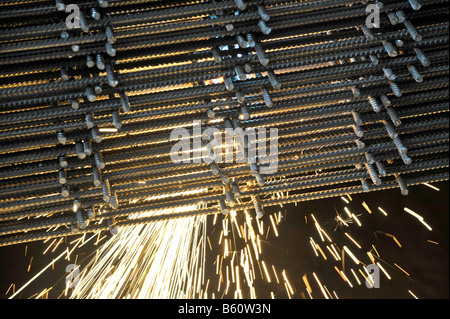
xmin=0 ymin=0 xmax=448 ymax=247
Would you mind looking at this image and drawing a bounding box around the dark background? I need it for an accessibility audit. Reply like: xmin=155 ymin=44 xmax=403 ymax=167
xmin=0 ymin=181 xmax=448 ymax=299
